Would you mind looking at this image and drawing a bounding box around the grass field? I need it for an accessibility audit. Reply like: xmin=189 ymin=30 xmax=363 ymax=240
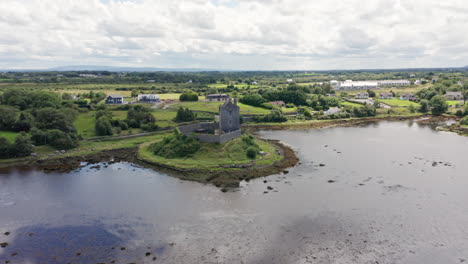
xmin=341 ymin=101 xmax=364 ymax=108
xmin=447 ymin=100 xmax=464 ymax=107
xmin=74 ymin=112 xmax=96 ymax=138
xmin=0 ymin=131 xmax=19 ymax=142
xmin=169 ymin=101 xmax=296 ymax=115
xmin=207 ymin=83 xmax=262 ymax=89
xmin=345 ymin=84 xmax=430 ymax=96
xmin=138 ymin=136 xmax=280 ymax=170
xmin=379 ymin=99 xmax=420 ymax=107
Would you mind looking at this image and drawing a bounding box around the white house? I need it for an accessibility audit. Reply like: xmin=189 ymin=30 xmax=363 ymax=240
xmin=137 ymin=94 xmax=160 ymax=103
xmin=325 ymin=107 xmax=342 ymax=115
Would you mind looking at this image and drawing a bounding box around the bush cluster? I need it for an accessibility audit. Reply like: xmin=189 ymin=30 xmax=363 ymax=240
xmin=149 ymin=128 xmax=200 ymax=158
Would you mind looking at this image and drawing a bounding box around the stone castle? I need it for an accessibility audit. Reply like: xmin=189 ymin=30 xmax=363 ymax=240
xmin=179 ymin=98 xmax=241 ymax=144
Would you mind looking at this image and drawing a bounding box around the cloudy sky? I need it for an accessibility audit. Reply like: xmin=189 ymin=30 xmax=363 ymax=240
xmin=0 ymin=0 xmax=467 ymax=70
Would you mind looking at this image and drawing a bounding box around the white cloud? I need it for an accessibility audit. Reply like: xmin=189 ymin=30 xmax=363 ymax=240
xmin=0 ymin=0 xmax=466 ymax=70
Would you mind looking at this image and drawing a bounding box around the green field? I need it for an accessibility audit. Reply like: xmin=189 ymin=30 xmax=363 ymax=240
xmin=0 ymin=131 xmax=19 ymax=142
xmin=341 ymin=101 xmax=364 ymax=108
xmin=138 ymin=137 xmax=280 ymax=170
xmin=169 ymin=101 xmax=296 ymax=115
xmin=379 ymin=99 xmax=420 ymax=107
xmin=447 ymin=100 xmax=464 ymax=106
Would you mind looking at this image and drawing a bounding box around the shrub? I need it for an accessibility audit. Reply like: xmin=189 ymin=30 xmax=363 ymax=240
xmin=419 ymin=99 xmax=429 ymax=113
xmin=95 ymin=118 xmax=113 ymax=136
xmin=149 ymin=128 xmax=200 ymax=158
xmin=255 ymin=109 xmax=287 ymax=123
xmin=239 ymin=94 xmax=266 ymax=107
xmin=246 ymin=146 xmax=257 ymax=159
xmin=179 ymin=92 xmax=198 ymax=101
xmin=430 ymin=95 xmax=448 ymax=115
xmin=175 ymin=107 xmax=196 ymax=122
xmin=261 ymin=103 xmax=274 ymax=109
xmin=461 ymin=116 xmax=468 ymax=125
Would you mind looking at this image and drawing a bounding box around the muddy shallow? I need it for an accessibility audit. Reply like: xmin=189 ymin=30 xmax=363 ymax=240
xmin=1 ymin=120 xmax=467 ymax=264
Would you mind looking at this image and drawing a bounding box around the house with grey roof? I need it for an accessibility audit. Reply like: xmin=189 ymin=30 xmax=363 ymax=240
xmin=444 ymin=91 xmax=463 ymax=100
xmin=105 ymin=95 xmax=123 ymax=104
xmin=379 ymin=92 xmax=393 ymax=99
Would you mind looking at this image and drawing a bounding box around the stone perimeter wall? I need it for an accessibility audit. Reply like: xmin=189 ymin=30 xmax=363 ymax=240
xmin=179 ymin=122 xmax=241 ymax=144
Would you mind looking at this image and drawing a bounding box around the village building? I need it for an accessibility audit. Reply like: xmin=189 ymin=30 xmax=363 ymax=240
xmin=137 ymin=94 xmax=160 ymax=103
xmin=324 ymin=107 xmax=342 ymax=115
xmin=79 ymin=74 xmax=98 ymax=78
xmin=206 ymin=94 xmax=229 ymax=102
xmin=444 ymin=91 xmax=463 ymax=100
xmin=269 ymin=101 xmax=286 ymax=107
xmin=105 ymin=95 xmax=123 ymax=104
xmin=379 ymin=92 xmax=393 ymax=99
xmin=333 ymin=79 xmax=410 ymax=90
xmin=400 ymin=93 xmax=415 ymax=101
xmin=355 ymin=92 xmax=369 ymax=99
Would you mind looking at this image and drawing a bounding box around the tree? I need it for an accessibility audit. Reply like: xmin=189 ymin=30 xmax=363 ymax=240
xmin=367 ymin=89 xmax=376 ymax=98
xmin=126 ymin=105 xmax=155 ymax=128
xmin=0 ymin=105 xmax=18 ymax=131
xmin=0 ymin=137 xmax=12 ymax=159
xmin=13 ymin=113 xmax=33 ymax=132
xmin=239 ymin=94 xmax=266 ymax=107
xmin=149 ymin=128 xmax=200 ymax=158
xmin=179 ymin=92 xmax=198 ymax=101
xmin=12 ymin=132 xmax=33 ymax=157
xmin=373 ymin=100 xmax=381 ymax=108
xmin=419 ymin=99 xmax=429 ymax=113
xmin=246 ymin=147 xmax=257 ymax=159
xmin=430 ymin=95 xmax=448 ymax=115
xmin=35 ymin=108 xmax=76 ymax=132
xmin=95 ymin=118 xmax=113 ymax=136
xmin=175 ymin=107 xmax=197 ymax=122
xmin=131 ymin=90 xmax=139 ymax=97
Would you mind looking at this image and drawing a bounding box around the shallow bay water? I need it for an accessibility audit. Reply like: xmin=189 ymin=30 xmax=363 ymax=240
xmin=1 ymin=120 xmax=467 ymax=263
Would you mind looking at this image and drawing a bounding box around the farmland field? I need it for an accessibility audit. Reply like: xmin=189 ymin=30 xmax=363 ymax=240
xmin=169 ymin=101 xmax=296 ymax=115
xmin=0 ymin=131 xmax=19 ymax=142
xmin=379 ymin=99 xmax=420 ymax=107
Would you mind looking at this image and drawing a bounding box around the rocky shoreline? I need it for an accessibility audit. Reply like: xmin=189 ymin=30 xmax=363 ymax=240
xmin=136 ymin=139 xmax=299 ymax=189
xmin=0 ymin=140 xmax=299 ymax=189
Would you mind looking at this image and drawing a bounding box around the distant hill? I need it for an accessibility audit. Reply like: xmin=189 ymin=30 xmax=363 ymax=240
xmin=46 ymin=65 xmax=224 ymax=72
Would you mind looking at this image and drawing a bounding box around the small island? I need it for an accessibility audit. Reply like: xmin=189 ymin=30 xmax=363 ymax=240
xmin=137 ymin=99 xmax=298 ymax=188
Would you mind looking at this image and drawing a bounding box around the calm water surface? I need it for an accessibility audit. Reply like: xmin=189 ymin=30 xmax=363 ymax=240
xmin=0 ymin=120 xmax=467 ymax=264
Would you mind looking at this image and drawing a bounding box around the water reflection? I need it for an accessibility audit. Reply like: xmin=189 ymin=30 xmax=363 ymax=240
xmin=0 ymin=224 xmax=125 ymax=264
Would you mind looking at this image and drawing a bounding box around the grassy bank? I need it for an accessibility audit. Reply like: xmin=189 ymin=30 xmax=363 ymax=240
xmin=138 ymin=136 xmax=281 ymax=171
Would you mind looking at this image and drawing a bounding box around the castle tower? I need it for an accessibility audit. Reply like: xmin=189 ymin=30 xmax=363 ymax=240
xmin=218 ymin=98 xmax=240 ymax=133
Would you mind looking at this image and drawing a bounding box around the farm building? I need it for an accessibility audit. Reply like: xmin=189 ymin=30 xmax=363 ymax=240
xmin=137 ymin=94 xmax=160 ymax=103
xmin=206 ymin=94 xmax=229 ymax=102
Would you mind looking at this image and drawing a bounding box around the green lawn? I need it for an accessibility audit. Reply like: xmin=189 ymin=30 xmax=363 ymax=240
xmin=379 ymin=99 xmax=420 ymax=107
xmin=341 ymin=101 xmax=364 ymax=108
xmin=170 ymin=101 xmax=296 ymax=115
xmin=0 ymin=131 xmax=19 ymax=142
xmin=447 ymin=100 xmax=464 ymax=106
xmin=138 ymin=136 xmax=280 ymax=170
xmin=74 ymin=112 xmax=97 ymax=138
